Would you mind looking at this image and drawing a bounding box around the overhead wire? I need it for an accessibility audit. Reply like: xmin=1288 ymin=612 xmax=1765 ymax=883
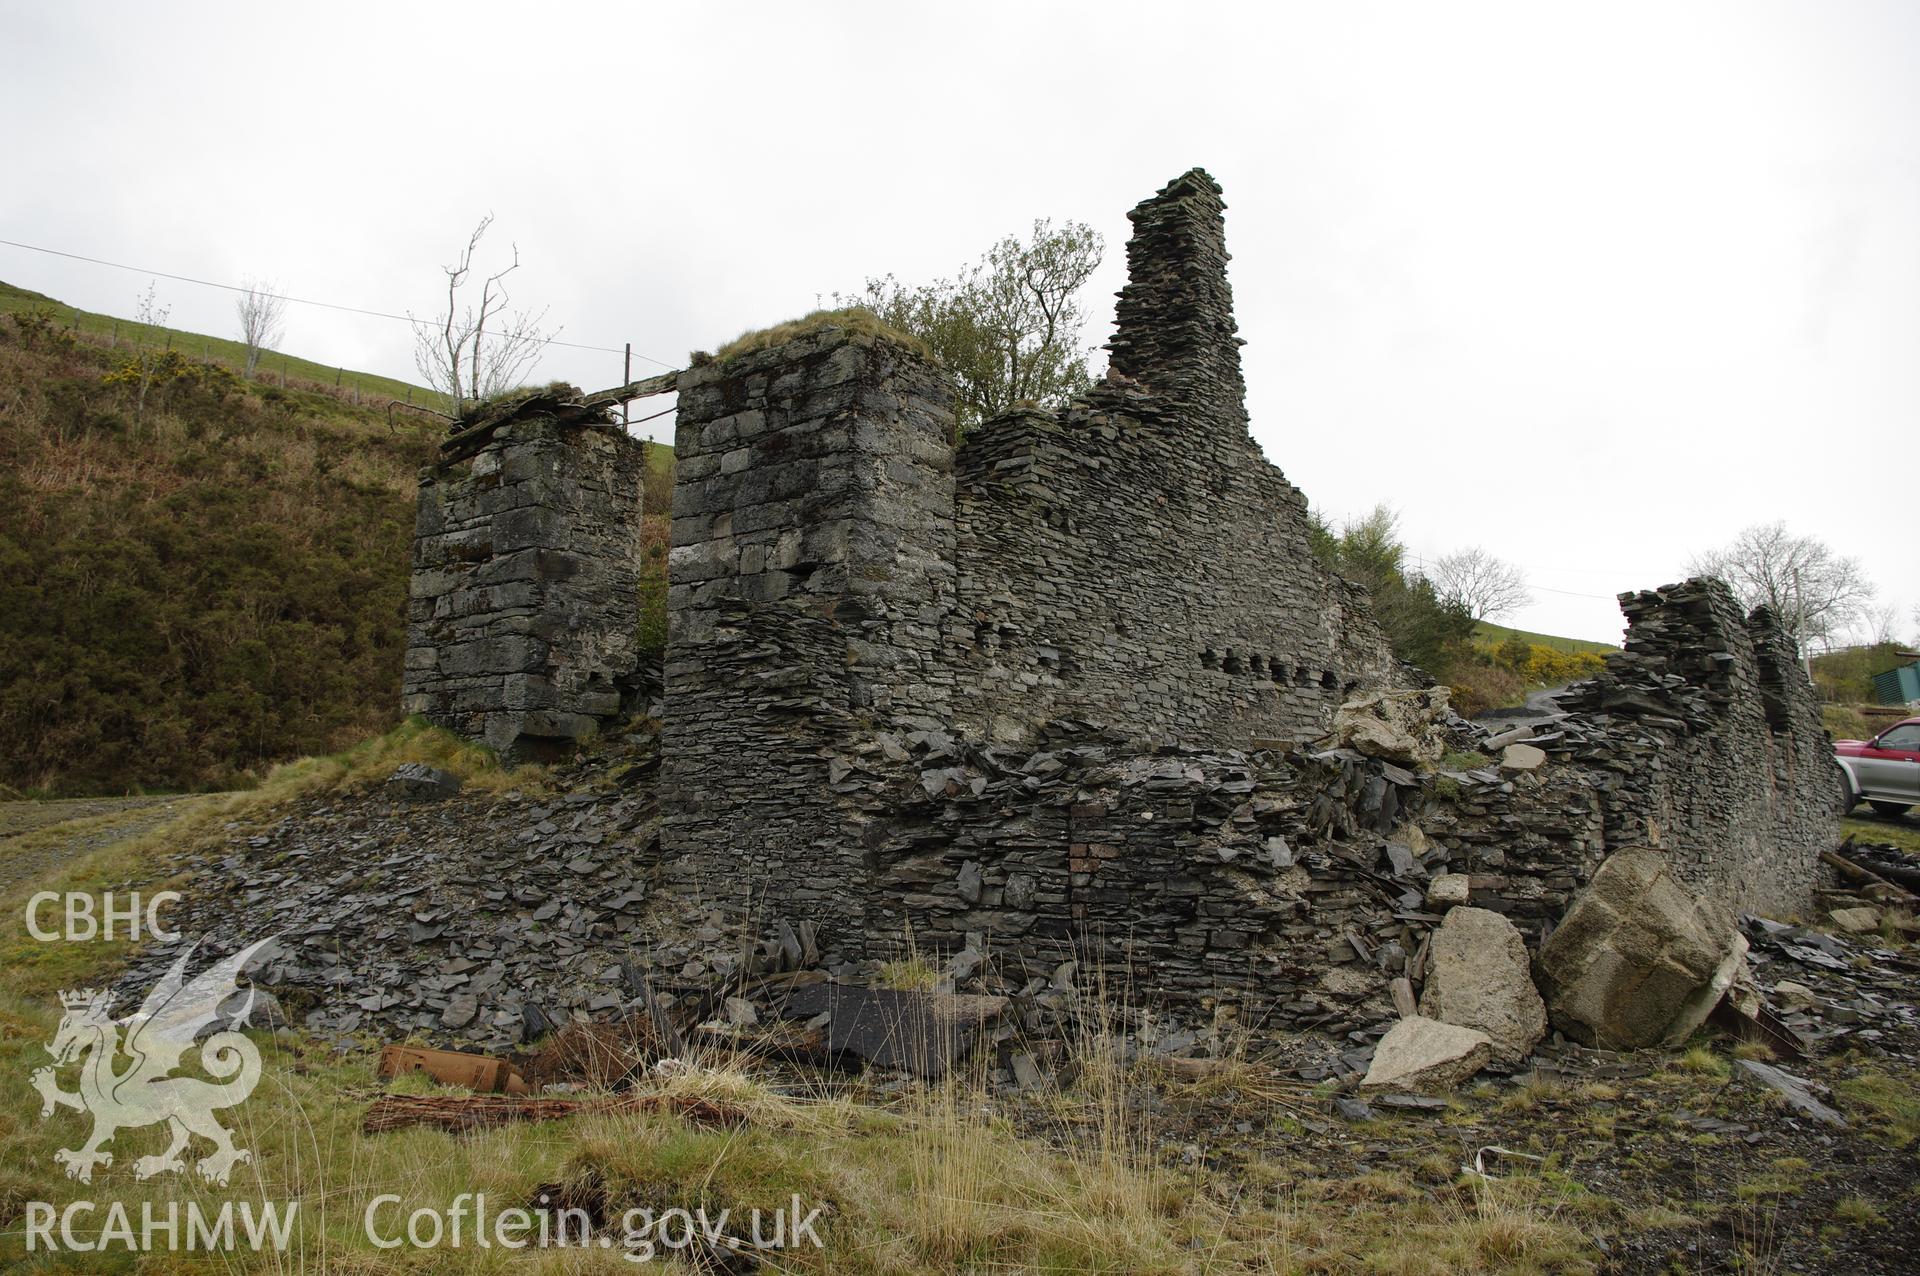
xmin=0 ymin=234 xmax=677 ymax=369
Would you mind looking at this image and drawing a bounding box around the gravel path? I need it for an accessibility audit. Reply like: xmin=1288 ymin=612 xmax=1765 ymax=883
xmin=0 ymin=796 xmax=205 ymax=896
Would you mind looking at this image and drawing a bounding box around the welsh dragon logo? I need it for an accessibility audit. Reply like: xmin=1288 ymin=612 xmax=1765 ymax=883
xmin=32 ymin=937 xmax=277 ymax=1186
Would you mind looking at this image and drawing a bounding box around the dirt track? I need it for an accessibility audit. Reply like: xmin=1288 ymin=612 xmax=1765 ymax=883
xmin=0 ymin=795 xmax=200 ymax=896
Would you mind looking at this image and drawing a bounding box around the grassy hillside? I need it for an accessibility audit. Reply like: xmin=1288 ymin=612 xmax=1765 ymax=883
xmin=1473 ymin=621 xmax=1617 ymax=655
xmin=0 ymin=284 xmax=683 ymax=796
xmin=1811 ymin=642 xmax=1913 ymax=706
xmin=0 ymin=279 xmax=431 ymax=406
xmin=0 ymin=300 xmax=444 ymax=795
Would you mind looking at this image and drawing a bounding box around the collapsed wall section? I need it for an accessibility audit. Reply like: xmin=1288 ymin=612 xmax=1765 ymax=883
xmin=404 ymin=417 xmax=646 ymax=756
xmin=862 ymin=580 xmax=1837 ymax=1026
xmin=657 ymin=329 xmax=957 ymax=937
xmin=1556 ymin=578 xmax=1839 ymax=916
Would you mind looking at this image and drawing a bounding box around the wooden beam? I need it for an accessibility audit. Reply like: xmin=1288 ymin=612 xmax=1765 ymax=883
xmin=582 ymin=370 xmax=680 ymax=409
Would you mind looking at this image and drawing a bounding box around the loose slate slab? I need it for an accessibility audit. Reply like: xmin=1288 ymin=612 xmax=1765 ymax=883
xmin=1499 ymin=744 xmax=1547 ymax=771
xmin=1733 ymin=1059 xmax=1847 ymax=1127
xmin=387 ymin=762 xmax=463 ymax=801
xmin=780 ymin=984 xmax=1007 ymax=1079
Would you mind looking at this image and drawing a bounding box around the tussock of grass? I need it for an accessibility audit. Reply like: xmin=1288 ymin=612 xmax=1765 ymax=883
xmin=875 ymin=956 xmax=940 ymax=991
xmin=1835 ymin=1068 xmax=1920 ymax=1147
xmin=1834 ymin=1195 xmax=1886 ymax=1227
xmin=636 ymin=1054 xmax=855 ymax=1137
xmin=708 ymin=307 xmax=932 ymax=364
xmin=1670 ymin=1045 xmax=1732 ymax=1080
xmin=267 ymin=714 xmax=541 ymax=799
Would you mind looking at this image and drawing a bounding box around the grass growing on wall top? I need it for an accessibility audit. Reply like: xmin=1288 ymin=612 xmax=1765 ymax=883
xmin=705 ymin=307 xmax=933 ymax=365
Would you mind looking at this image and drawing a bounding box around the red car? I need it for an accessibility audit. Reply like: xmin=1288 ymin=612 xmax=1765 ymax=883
xmin=1836 ymin=717 xmax=1920 ymax=818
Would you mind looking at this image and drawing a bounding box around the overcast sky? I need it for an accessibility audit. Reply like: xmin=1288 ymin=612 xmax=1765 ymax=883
xmin=4 ymin=1 xmax=1914 ymax=644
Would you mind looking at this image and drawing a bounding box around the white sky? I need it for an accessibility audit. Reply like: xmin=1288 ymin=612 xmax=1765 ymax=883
xmin=4 ymin=1 xmax=1914 ymax=645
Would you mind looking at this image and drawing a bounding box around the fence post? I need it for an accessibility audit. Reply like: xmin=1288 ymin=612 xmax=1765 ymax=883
xmin=623 ymin=343 xmax=632 ymax=427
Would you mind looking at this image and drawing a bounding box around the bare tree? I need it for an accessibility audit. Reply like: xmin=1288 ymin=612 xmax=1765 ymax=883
xmin=1863 ymin=603 xmax=1903 ymax=646
xmin=1687 ymin=521 xmax=1875 ymax=650
xmin=410 ymin=215 xmax=557 ymax=416
xmin=1432 ymin=546 xmax=1532 ymax=622
xmin=129 ymin=280 xmax=170 ymax=423
xmin=234 ymin=277 xmax=287 ymax=378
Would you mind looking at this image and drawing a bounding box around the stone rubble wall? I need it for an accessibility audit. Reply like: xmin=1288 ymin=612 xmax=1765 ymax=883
xmin=843 ymin=577 xmax=1837 ymax=1028
xmin=844 ymin=720 xmax=1607 ymax=1034
xmin=658 ymin=333 xmax=958 ymax=936
xmin=1553 ymin=579 xmax=1839 ymax=917
xmin=396 ymin=171 xmax=1837 ymax=1037
xmin=648 ymin=173 xmax=1835 ymax=999
xmin=950 ymin=389 xmax=1396 ymax=747
xmin=947 ymin=170 xmax=1398 ymax=750
xmin=403 ymin=419 xmax=647 ymax=755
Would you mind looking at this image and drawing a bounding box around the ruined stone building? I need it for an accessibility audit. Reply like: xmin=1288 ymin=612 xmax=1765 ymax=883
xmin=404 ymin=170 xmax=1841 ymax=1022
xmin=404 ymin=403 xmax=647 ymax=755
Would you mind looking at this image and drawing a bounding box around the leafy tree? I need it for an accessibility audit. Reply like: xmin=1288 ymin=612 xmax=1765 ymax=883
xmin=1311 ymin=505 xmax=1476 ymax=677
xmin=1687 ymin=521 xmax=1874 ymax=650
xmin=841 ymin=219 xmax=1103 ymax=430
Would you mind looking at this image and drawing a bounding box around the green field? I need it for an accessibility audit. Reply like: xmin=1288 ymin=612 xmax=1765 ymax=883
xmin=0 ymin=278 xmax=434 ymax=406
xmin=1473 ymin=621 xmax=1619 ymax=655
xmin=1 ymin=278 xmax=689 ymax=444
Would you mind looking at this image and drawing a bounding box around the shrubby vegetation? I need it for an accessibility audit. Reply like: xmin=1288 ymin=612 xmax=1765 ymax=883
xmin=1488 ymin=632 xmax=1607 ymax=686
xmin=840 ymin=219 xmax=1104 ymax=431
xmin=0 ymin=308 xmax=439 ymax=795
xmin=1811 ymin=641 xmax=1909 ymax=706
xmin=1310 ymin=506 xmax=1611 ymax=715
xmin=1310 ymin=505 xmax=1476 ymax=677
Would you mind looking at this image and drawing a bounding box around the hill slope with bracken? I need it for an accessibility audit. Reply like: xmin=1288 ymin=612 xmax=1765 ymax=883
xmin=0 ymin=291 xmax=445 ymax=795
xmin=0 ymin=287 xmax=677 ymax=796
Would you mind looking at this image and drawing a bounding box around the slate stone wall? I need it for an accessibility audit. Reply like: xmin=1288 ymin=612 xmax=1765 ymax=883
xmin=948 ymin=171 xmax=1398 ymax=749
xmin=657 ymin=332 xmax=958 ymax=936
xmin=655 ymin=170 xmax=1403 ymax=932
xmin=1555 ymin=579 xmax=1840 ymax=917
xmin=950 ymin=393 xmax=1396 ymax=747
xmin=401 ymin=171 xmax=1835 ymax=1027
xmin=850 ymin=579 xmax=1837 ymax=1027
xmin=403 ymin=418 xmax=646 ymax=756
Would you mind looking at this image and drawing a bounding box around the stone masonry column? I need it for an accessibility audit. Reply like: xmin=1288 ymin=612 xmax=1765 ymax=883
xmin=403 ymin=414 xmax=646 ymax=757
xmin=1104 ymin=167 xmax=1250 ymax=439
xmin=658 ymin=322 xmax=956 ymax=948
